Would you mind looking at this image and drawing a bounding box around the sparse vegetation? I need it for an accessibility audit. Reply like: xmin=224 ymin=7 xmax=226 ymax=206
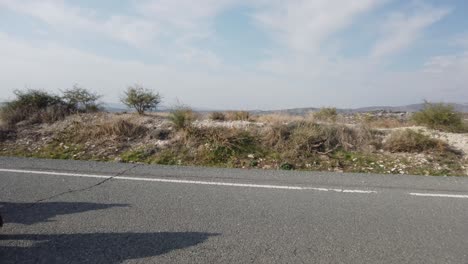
xmin=121 ymin=85 xmax=161 ymax=115
xmin=0 ymin=90 xmax=466 ymax=176
xmin=412 ymin=102 xmax=466 ymax=133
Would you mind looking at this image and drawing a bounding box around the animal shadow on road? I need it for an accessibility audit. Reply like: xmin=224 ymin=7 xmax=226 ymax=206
xmin=0 ymin=232 xmax=219 ymax=263
xmin=0 ymin=202 xmax=129 ymax=225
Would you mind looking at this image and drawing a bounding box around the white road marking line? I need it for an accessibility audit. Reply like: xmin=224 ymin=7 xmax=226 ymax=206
xmin=409 ymin=193 xmax=468 ymax=199
xmin=0 ymin=168 xmax=376 ymax=194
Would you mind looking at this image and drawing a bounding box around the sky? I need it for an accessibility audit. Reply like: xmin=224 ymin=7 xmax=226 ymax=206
xmin=0 ymin=0 xmax=467 ymax=110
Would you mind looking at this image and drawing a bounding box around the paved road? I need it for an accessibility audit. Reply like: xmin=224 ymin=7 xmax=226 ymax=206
xmin=1 ymin=157 xmax=468 ymax=263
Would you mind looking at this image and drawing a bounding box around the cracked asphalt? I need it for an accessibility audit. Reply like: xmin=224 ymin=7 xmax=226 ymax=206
xmin=1 ymin=157 xmax=468 ymax=263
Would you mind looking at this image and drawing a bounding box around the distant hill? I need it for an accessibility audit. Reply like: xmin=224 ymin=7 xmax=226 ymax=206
xmin=255 ymin=103 xmax=468 ymax=115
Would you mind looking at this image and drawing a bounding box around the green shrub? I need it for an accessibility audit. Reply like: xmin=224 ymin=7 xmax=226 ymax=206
xmin=209 ymin=111 xmax=226 ymax=121
xmin=121 ymin=85 xmax=161 ymax=115
xmin=384 ymin=129 xmax=451 ymax=153
xmin=62 ymin=85 xmax=102 ymax=113
xmin=412 ymin=102 xmax=466 ymax=132
xmin=169 ymin=107 xmax=196 ymax=130
xmin=0 ymin=89 xmax=70 ymax=126
xmin=280 ymin=163 xmax=295 ymax=170
xmin=314 ymin=107 xmax=338 ymax=122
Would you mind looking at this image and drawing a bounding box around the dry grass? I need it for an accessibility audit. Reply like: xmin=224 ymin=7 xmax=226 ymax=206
xmin=209 ymin=112 xmax=226 ymax=121
xmin=384 ymin=129 xmax=452 ymax=153
xmin=312 ymin=108 xmax=338 ymax=122
xmin=362 ymin=117 xmax=409 ymax=128
xmin=64 ymin=116 xmax=149 ymax=142
xmin=179 ymin=126 xmax=260 ymax=165
xmin=255 ymin=113 xmax=304 ymax=124
xmin=226 ymin=111 xmax=250 ymax=121
xmin=169 ymin=107 xmax=197 ymax=130
xmin=262 ymin=121 xmax=380 ymax=156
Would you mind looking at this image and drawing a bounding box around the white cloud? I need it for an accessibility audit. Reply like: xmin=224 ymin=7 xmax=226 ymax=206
xmin=371 ymin=4 xmax=450 ymax=58
xmin=423 ymin=52 xmax=468 ymax=73
xmin=135 ymin=0 xmax=236 ymax=30
xmin=0 ymin=0 xmax=159 ymax=47
xmin=451 ymin=33 xmax=468 ymax=48
xmin=253 ymin=0 xmax=382 ymax=53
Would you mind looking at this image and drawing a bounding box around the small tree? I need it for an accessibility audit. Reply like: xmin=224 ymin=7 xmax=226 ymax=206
xmin=121 ymin=85 xmax=161 ymax=115
xmin=62 ymin=85 xmax=101 ymax=112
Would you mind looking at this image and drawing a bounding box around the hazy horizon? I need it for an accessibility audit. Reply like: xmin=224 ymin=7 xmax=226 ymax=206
xmin=1 ymin=0 xmax=467 ymax=109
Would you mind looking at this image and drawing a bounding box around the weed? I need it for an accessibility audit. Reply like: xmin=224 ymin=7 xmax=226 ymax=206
xmin=280 ymin=163 xmax=295 ymax=170
xmin=169 ymin=107 xmax=196 ymax=130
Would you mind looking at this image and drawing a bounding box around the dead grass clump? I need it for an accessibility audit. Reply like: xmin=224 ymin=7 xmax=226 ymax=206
xmin=313 ymin=108 xmax=338 ymax=122
xmin=256 ymin=113 xmax=303 ymax=124
xmin=184 ymin=126 xmax=260 ymax=164
xmin=209 ymin=112 xmax=226 ymax=121
xmin=169 ymin=107 xmax=197 ymax=130
xmin=263 ymin=122 xmax=379 ymax=156
xmin=384 ymin=129 xmax=452 ymax=153
xmin=226 ymin=111 xmax=250 ymax=121
xmin=68 ymin=117 xmax=148 ymax=142
xmin=363 ymin=117 xmax=408 ymax=128
xmin=95 ymin=119 xmax=148 ymax=138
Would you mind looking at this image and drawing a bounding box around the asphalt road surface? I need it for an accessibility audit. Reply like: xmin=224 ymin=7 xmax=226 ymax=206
xmin=1 ymin=157 xmax=467 ymax=263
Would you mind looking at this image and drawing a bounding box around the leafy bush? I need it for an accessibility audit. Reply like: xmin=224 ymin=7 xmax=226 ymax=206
xmin=121 ymin=85 xmax=161 ymax=115
xmin=209 ymin=112 xmax=226 ymax=121
xmin=412 ymin=102 xmax=466 ymax=132
xmin=280 ymin=163 xmax=295 ymax=170
xmin=313 ymin=107 xmax=338 ymax=122
xmin=384 ymin=129 xmax=451 ymax=153
xmin=169 ymin=107 xmax=196 ymax=130
xmin=226 ymin=111 xmax=250 ymax=121
xmin=62 ymin=85 xmax=101 ymax=112
xmin=0 ymin=89 xmax=70 ymax=126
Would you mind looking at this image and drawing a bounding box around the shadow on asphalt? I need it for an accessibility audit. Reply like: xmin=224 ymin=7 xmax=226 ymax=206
xmin=0 ymin=232 xmax=219 ymax=263
xmin=0 ymin=202 xmax=129 ymax=225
